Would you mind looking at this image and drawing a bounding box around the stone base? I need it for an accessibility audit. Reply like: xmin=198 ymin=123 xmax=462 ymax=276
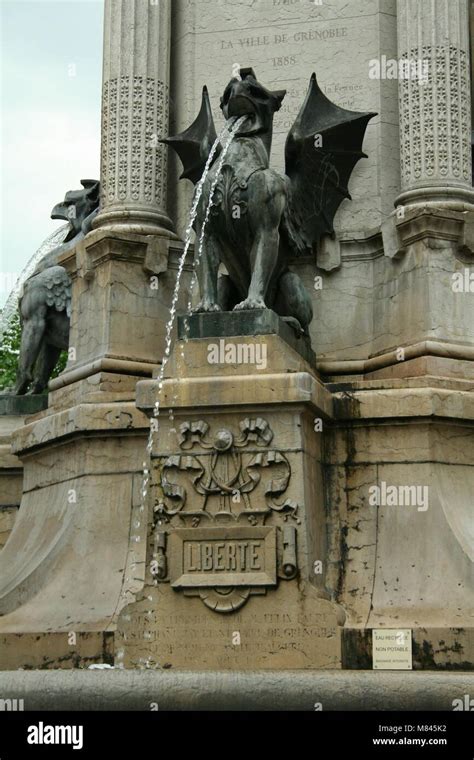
xmin=0 ymin=633 xmax=114 ymax=671
xmin=1 ymin=316 xmax=472 ymax=673
xmin=180 ymin=309 xmax=316 ymax=367
xmin=343 ymin=629 xmax=474 ymax=671
xmin=129 ymin=329 xmax=342 ymax=670
xmin=117 ymin=581 xmax=343 ymax=670
xmin=0 ymin=399 xmax=151 ymax=669
xmin=0 ymin=394 xmax=48 ymax=416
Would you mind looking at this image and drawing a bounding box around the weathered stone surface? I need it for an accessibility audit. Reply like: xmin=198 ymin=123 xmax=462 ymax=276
xmin=0 ymin=508 xmax=18 ymax=551
xmin=49 ymin=372 xmax=145 ymax=410
xmin=0 ymin=633 xmax=114 ymax=672
xmin=117 ymin=584 xmax=343 ymax=670
xmin=51 ymin=233 xmax=191 ymax=390
xmin=325 ymin=394 xmax=474 ymax=638
xmin=168 ymin=334 xmax=316 ymax=379
xmin=0 ymin=403 xmax=150 ymax=662
xmin=0 ymin=669 xmax=471 ymax=711
xmin=139 ymin=370 xmax=333 ymax=417
xmin=0 ymin=414 xmax=29 ymax=550
xmin=343 ymin=628 xmax=474 ymax=671
xmin=310 ymin=209 xmax=474 ymax=375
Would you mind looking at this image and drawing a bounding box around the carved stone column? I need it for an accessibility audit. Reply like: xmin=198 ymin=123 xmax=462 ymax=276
xmin=93 ymin=0 xmax=174 ymax=233
xmin=396 ymin=0 xmax=474 ymax=208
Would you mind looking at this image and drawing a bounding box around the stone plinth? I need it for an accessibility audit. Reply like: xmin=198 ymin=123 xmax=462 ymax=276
xmin=180 ymin=309 xmax=316 ymax=367
xmin=0 ymin=395 xmax=48 ymax=416
xmin=120 ymin=315 xmax=343 ymax=669
xmin=48 ymin=233 xmax=192 ymax=393
xmin=1 ymin=331 xmax=472 ymax=670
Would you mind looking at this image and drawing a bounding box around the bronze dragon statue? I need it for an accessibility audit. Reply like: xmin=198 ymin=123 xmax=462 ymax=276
xmin=162 ymin=67 xmax=376 ymax=336
xmin=12 ymin=180 xmax=99 ymax=394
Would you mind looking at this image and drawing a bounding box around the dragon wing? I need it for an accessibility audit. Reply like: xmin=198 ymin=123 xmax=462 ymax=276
xmin=24 ymin=266 xmax=72 ymax=317
xmin=161 ymin=86 xmax=218 ymax=185
xmin=284 ymin=73 xmax=377 ymax=254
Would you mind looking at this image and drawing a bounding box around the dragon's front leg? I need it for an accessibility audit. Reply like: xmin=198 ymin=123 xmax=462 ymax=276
xmin=234 ymin=169 xmax=285 ymax=312
xmin=193 ymin=227 xmax=221 ymax=313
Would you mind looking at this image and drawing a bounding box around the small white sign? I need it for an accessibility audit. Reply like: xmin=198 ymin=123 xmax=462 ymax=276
xmin=372 ymin=629 xmax=412 ymax=670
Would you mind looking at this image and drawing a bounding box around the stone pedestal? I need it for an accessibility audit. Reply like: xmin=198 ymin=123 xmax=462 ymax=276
xmin=48 ymin=231 xmax=188 ymax=395
xmin=117 ymin=312 xmax=345 ymax=669
xmin=328 ymin=377 xmax=474 ymax=670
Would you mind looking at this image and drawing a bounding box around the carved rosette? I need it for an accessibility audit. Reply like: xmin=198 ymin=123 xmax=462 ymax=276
xmin=150 ymin=418 xmax=301 ymax=613
xmin=94 ymin=0 xmax=173 ymax=233
xmin=396 ymin=0 xmax=473 ymax=206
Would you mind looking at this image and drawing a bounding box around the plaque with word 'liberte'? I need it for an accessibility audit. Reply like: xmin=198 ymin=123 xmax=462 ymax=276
xmin=169 ymin=526 xmax=277 ymax=589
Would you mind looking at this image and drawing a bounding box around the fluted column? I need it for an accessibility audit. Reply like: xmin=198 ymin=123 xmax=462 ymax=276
xmin=396 ymin=0 xmax=474 ymax=208
xmin=94 ymin=0 xmax=174 ymax=233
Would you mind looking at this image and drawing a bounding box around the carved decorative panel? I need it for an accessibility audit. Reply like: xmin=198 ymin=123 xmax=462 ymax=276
xmin=151 ymin=418 xmax=300 ymax=612
xmin=100 ymin=76 xmax=169 ymax=209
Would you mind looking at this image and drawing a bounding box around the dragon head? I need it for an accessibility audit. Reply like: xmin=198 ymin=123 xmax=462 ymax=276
xmin=51 ymin=179 xmax=100 ymax=241
xmin=220 ymin=68 xmax=286 ymax=137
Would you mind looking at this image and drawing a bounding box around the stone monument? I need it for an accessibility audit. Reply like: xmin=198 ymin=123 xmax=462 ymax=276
xmin=114 ymin=66 xmax=375 ymax=669
xmin=0 ymin=0 xmax=472 ymax=706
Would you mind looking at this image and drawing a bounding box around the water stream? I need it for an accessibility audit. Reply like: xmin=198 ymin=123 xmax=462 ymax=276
xmin=0 ymin=225 xmax=70 ymax=345
xmin=141 ymin=115 xmax=245 ymax=517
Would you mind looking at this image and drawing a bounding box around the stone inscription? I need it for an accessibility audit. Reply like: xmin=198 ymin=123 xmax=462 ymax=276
xmin=122 ymin=608 xmax=339 ymax=661
xmin=187 ymin=3 xmax=371 ymax=140
xmin=220 ymin=27 xmax=348 ymax=53
xmin=169 ymin=526 xmax=277 ymax=588
xmin=174 ymin=0 xmax=381 ymax=232
xmin=184 ymin=539 xmax=264 ymax=573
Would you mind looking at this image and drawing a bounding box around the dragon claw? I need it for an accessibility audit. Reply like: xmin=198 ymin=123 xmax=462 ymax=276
xmin=233 ymin=297 xmax=266 ymax=311
xmin=193 ymin=300 xmax=221 ymax=314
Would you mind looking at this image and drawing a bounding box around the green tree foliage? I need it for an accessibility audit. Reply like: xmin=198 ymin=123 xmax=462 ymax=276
xmin=0 ymin=312 xmax=67 ymax=392
xmin=0 ymin=314 xmax=21 ymax=390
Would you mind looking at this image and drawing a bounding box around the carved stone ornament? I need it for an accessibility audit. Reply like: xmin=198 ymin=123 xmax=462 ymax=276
xmin=151 ymin=418 xmax=300 ymax=612
xmin=101 ymin=76 xmax=168 ymax=208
